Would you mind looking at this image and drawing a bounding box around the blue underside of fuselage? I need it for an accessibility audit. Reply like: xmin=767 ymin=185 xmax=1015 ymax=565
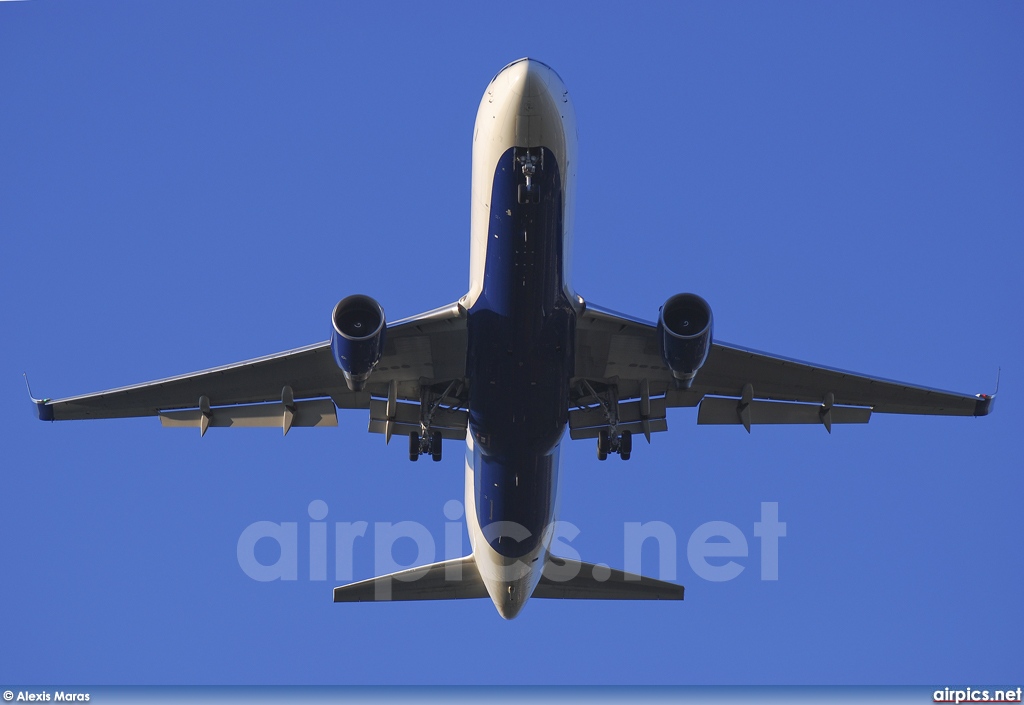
xmin=467 ymin=146 xmax=575 ymax=559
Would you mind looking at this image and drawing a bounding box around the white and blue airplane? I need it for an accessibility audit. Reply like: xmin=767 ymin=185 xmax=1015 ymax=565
xmin=31 ymin=59 xmax=994 ymax=619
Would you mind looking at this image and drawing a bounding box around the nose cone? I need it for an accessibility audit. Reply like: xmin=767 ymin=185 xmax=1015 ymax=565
xmin=482 ymin=58 xmax=571 ymax=152
xmin=491 ymin=57 xmax=564 ymax=101
xmin=504 ymin=58 xmax=551 ymax=98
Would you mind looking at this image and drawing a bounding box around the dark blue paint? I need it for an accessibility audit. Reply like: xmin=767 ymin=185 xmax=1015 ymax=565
xmin=657 ymin=293 xmax=714 ymax=387
xmin=330 ymin=295 xmax=386 ymax=389
xmin=974 ymin=395 xmax=994 ymax=416
xmin=467 ymin=147 xmax=576 ymax=558
xmin=36 ymin=400 xmax=54 ymax=421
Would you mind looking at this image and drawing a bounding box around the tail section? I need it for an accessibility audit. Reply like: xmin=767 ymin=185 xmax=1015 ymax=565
xmin=332 ymin=554 xmax=683 ymax=606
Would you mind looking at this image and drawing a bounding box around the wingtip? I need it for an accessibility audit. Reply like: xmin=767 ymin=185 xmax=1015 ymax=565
xmin=974 ymin=394 xmax=995 ymax=417
xmin=24 ymin=373 xmax=54 ymax=421
xmin=36 ymin=400 xmax=55 ymax=421
xmin=974 ymin=367 xmax=1000 ymax=417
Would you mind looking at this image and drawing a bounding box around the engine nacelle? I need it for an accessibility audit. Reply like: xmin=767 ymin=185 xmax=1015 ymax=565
xmin=330 ymin=295 xmax=386 ymax=391
xmin=658 ymin=293 xmax=713 ymax=389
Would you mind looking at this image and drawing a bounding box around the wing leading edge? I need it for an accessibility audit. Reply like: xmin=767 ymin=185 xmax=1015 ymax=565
xmin=32 ymin=301 xmax=468 ymax=423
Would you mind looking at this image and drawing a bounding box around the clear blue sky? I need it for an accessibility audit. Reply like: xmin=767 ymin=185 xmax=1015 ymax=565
xmin=2 ymin=1 xmax=1021 ymax=686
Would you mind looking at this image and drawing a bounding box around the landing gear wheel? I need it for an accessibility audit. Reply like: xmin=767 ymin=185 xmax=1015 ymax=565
xmin=431 ymin=431 xmax=442 ymax=462
xmin=597 ymin=430 xmax=610 ymax=461
xmin=409 ymin=432 xmax=420 ymax=462
xmin=620 ymin=430 xmax=632 ymax=461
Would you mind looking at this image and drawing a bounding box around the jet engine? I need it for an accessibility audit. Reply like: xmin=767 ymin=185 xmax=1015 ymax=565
xmin=330 ymin=295 xmax=386 ymax=391
xmin=657 ymin=293 xmax=713 ymax=389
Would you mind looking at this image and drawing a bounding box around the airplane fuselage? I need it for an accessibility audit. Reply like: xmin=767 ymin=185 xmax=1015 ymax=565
xmin=462 ymin=59 xmax=578 ymax=618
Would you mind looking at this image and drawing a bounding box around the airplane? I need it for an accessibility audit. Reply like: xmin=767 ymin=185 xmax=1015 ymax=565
xmin=30 ymin=58 xmax=995 ymax=619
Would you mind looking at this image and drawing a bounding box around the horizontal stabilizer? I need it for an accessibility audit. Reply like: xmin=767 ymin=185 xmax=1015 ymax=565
xmin=333 ymin=556 xmax=487 ymax=602
xmin=534 ymin=558 xmax=684 ymax=600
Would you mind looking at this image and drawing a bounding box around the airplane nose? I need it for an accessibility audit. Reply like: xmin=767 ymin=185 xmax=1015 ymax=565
xmin=497 ymin=57 xmax=556 ymax=99
xmin=518 ymin=62 xmax=547 ymax=99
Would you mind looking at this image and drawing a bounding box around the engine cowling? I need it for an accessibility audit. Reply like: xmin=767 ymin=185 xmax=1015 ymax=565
xmin=658 ymin=293 xmax=713 ymax=389
xmin=330 ymin=295 xmax=386 ymax=391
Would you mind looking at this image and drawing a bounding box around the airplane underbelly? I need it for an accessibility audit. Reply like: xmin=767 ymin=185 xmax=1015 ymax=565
xmin=462 ymin=59 xmax=579 ymax=617
xmin=467 ymin=143 xmax=575 ymax=559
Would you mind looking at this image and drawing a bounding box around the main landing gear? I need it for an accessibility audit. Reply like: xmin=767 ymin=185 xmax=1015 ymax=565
xmin=406 ymin=380 xmax=463 ymax=463
xmin=597 ymin=429 xmax=632 ymax=461
xmin=409 ymin=431 xmax=442 ymax=463
xmin=577 ymin=379 xmax=635 ymax=462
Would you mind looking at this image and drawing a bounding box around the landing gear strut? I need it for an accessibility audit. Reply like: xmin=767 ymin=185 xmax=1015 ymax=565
xmin=580 ymin=380 xmax=634 ymax=462
xmin=407 ymin=380 xmax=462 ymax=462
xmin=516 ymin=149 xmax=542 ymax=204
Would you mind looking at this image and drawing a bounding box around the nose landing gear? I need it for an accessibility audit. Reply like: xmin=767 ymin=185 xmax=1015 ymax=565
xmin=516 ymin=149 xmax=542 ymax=204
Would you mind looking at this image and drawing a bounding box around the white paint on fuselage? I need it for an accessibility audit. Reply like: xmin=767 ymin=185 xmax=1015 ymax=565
xmin=465 ymin=58 xmax=578 ymax=309
xmin=461 ymin=58 xmax=578 ymax=619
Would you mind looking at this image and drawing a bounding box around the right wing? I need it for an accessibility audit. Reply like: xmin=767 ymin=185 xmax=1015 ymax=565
xmin=34 ymin=301 xmax=468 ymax=428
xmin=572 ymin=301 xmax=993 ymax=438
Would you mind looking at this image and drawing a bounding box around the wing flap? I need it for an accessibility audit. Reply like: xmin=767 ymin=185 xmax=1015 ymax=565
xmin=697 ymin=396 xmax=871 ymax=427
xmin=159 ymin=399 xmax=337 ymax=432
xmin=568 ymin=418 xmax=668 ymax=441
xmin=366 ymin=398 xmax=468 ymax=441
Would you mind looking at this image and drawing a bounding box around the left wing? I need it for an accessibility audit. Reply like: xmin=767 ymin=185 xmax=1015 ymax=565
xmin=33 ymin=301 xmax=468 ymax=430
xmin=572 ymin=301 xmax=993 ymax=437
